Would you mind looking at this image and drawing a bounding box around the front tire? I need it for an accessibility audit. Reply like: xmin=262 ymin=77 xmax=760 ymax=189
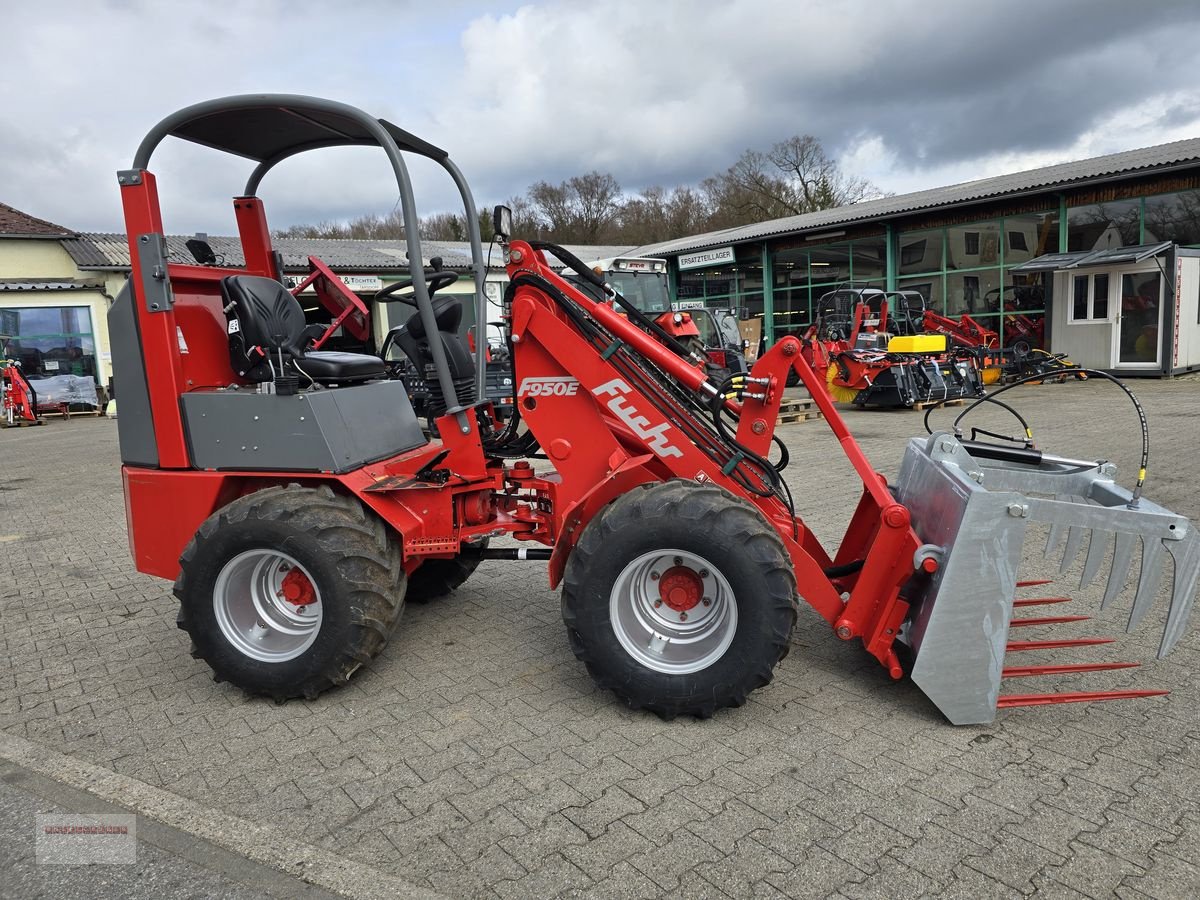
xmin=562 ymin=480 xmax=797 ymax=718
xmin=174 ymin=484 xmax=405 ymax=701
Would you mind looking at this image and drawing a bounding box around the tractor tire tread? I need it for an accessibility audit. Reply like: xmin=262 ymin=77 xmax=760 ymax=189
xmin=173 ymin=483 xmax=404 ymax=703
xmin=562 ymin=478 xmax=797 ymax=719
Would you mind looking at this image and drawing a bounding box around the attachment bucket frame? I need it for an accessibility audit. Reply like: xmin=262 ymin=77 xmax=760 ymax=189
xmin=894 ymin=432 xmax=1197 ymax=724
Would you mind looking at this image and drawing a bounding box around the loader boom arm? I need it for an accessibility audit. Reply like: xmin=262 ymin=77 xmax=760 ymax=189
xmin=505 ymin=242 xmax=924 ymax=677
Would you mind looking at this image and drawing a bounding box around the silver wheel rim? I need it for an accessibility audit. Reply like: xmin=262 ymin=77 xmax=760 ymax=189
xmin=609 ymin=549 xmax=738 ymax=675
xmin=213 ymin=550 xmax=323 ymax=663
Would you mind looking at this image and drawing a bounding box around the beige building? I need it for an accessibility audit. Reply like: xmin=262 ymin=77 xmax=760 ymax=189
xmin=0 ymin=203 xmax=115 ymax=389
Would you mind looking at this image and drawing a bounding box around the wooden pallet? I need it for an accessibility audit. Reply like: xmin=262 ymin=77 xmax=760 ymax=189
xmin=778 ymin=410 xmax=823 ymax=424
xmin=36 ymin=407 xmax=103 ymax=420
xmin=776 ymin=397 xmax=824 ymax=424
xmin=911 ymin=397 xmax=969 ymax=411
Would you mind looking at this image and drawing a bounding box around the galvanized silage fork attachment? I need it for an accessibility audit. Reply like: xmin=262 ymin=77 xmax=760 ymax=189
xmin=894 ymin=432 xmax=1198 ymax=725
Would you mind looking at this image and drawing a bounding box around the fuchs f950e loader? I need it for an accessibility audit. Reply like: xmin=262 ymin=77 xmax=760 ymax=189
xmin=111 ymin=95 xmax=1197 ymax=724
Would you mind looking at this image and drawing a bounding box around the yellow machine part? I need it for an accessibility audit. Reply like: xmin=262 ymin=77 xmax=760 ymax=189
xmin=982 ymin=366 xmax=1002 ymax=385
xmin=886 ymin=334 xmax=948 ymax=353
xmin=826 ymin=362 xmax=861 ymax=403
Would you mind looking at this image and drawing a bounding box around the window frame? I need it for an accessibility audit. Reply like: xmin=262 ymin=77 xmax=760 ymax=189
xmin=1067 ymin=271 xmax=1115 ymax=324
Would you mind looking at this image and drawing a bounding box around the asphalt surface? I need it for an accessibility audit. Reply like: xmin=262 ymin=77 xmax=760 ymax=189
xmin=1 ymin=377 xmax=1198 ymax=898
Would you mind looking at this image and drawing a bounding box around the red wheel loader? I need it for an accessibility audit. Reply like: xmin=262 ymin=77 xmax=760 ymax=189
xmin=112 ymin=96 xmax=1197 ymax=724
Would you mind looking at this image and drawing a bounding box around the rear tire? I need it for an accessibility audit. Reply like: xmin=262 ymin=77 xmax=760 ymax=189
xmin=562 ymin=480 xmax=797 ymax=718
xmin=174 ymin=484 xmax=405 ymax=701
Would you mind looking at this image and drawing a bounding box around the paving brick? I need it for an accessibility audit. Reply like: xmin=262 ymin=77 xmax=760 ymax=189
xmin=494 ymin=852 xmax=591 ymax=899
xmin=963 ymin=832 xmax=1067 ymax=894
xmin=1038 ymin=840 xmax=1145 ymax=899
xmin=2 ymin=386 xmax=1199 ymax=896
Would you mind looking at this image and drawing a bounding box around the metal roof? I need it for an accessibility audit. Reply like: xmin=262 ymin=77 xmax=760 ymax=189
xmin=0 ymin=202 xmax=74 ymax=238
xmin=632 ymin=137 xmax=1200 ymax=258
xmin=62 ymin=233 xmax=635 ymax=274
xmin=0 ymin=279 xmax=103 ymax=292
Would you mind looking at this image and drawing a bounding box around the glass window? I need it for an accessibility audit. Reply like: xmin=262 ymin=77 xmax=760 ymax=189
xmin=1073 ymin=276 xmax=1088 ymax=320
xmin=1093 ymin=274 xmax=1109 ymax=319
xmin=1143 ymin=190 xmax=1200 ymax=246
xmin=1067 ymin=199 xmax=1140 ymax=252
xmin=947 ymin=269 xmax=1002 ymax=316
xmin=850 ymin=238 xmax=887 ymax=284
xmin=1 ymin=306 xmax=98 ymax=380
xmin=898 ymin=229 xmax=942 ymax=275
xmin=898 ymin=275 xmax=943 ymax=314
xmin=1069 ymin=273 xmax=1112 ymax=322
xmin=947 ymin=222 xmax=999 ymax=270
xmin=807 ymin=243 xmax=851 ymax=283
xmin=771 ymin=246 xmax=813 ymax=336
xmin=1004 ymin=211 xmax=1059 ymax=264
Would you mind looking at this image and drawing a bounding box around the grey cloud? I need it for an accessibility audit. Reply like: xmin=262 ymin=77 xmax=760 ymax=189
xmin=4 ymin=0 xmax=1200 ymax=235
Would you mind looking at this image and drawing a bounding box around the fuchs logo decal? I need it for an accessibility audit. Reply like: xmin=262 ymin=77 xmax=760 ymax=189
xmin=517 ymin=376 xmax=580 ymax=397
xmin=592 ymin=378 xmax=684 ymax=459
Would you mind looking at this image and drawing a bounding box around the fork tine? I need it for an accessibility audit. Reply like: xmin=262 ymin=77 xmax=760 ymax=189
xmin=1060 ymin=526 xmax=1087 ymax=574
xmin=1081 ymin=530 xmax=1111 ymax=589
xmin=1161 ymin=532 xmax=1200 ymax=658
xmin=1128 ymin=538 xmax=1165 ymax=631
xmin=1045 ymin=498 xmax=1067 ymax=558
xmin=1102 ymin=532 xmax=1138 ymax=611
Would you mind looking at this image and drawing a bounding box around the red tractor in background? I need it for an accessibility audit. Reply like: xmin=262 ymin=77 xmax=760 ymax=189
xmin=110 ymin=95 xmax=1197 ymax=725
xmin=801 ymin=286 xmax=987 ymax=407
xmin=581 ymin=256 xmax=751 ymax=382
xmin=1 ymin=353 xmax=41 ymax=427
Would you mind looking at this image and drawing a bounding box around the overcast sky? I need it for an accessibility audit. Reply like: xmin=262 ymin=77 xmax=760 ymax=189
xmin=5 ymin=0 xmax=1200 ymax=237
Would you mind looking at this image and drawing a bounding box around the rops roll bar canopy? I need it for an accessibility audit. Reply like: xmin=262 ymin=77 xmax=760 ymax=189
xmin=126 ymin=94 xmax=488 ymax=429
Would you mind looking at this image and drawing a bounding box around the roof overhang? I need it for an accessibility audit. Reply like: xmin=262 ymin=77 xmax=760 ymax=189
xmin=1011 ymin=241 xmax=1173 ymax=272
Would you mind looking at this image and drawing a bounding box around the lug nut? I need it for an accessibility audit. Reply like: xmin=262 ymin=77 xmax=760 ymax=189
xmin=702 ymin=598 xmax=711 ymax=606
xmin=654 ymin=600 xmax=662 ymax=608
xmin=650 ymin=572 xmax=660 ymax=581
xmin=699 ymin=569 xmax=709 ymax=578
xmin=679 ymin=612 xmax=688 ymax=621
xmin=673 ymin=557 xmax=682 ymax=566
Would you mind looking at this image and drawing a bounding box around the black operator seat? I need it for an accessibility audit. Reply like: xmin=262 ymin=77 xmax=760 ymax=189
xmin=220 ymin=275 xmax=386 ymax=386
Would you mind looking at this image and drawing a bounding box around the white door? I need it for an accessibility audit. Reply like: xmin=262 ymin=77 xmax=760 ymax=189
xmin=1114 ymin=270 xmax=1163 ymax=368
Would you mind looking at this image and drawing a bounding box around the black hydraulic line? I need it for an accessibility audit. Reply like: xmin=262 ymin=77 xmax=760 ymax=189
xmin=824 ymin=559 xmax=865 ymax=578
xmin=526 ymin=240 xmax=696 ymax=360
xmin=923 ymin=394 xmax=1033 ymax=445
xmin=499 ymin=269 xmax=795 ymax=522
xmin=947 ymin=367 xmax=1151 ymax=504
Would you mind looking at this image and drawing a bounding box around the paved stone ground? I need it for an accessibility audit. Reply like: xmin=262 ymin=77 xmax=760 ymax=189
xmin=1 ymin=377 xmax=1198 ymax=898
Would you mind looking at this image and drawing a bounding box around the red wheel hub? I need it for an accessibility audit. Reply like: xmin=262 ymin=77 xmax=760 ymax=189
xmin=658 ymin=565 xmax=704 ymax=612
xmin=281 ymin=568 xmax=317 ymax=606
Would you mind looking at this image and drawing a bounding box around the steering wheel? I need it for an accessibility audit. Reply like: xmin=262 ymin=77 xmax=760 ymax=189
xmin=373 ymin=270 xmax=459 ymax=306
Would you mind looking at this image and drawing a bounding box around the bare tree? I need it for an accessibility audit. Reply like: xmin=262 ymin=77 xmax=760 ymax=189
xmin=276 ymin=135 xmax=879 ymax=245
xmin=527 ymin=171 xmax=623 ymax=243
xmin=705 ymin=135 xmax=885 ymax=229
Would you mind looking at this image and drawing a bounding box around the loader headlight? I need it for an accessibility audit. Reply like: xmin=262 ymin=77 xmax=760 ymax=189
xmin=673 ymin=313 xmax=684 ymax=324
xmin=492 ymin=205 xmax=512 ymax=241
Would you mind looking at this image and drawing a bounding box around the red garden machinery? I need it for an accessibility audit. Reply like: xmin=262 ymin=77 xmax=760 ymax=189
xmin=112 ymin=95 xmax=1196 ymax=724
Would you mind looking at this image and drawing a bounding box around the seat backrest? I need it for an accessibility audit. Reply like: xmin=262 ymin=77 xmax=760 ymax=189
xmin=220 ymin=276 xmax=308 ymax=358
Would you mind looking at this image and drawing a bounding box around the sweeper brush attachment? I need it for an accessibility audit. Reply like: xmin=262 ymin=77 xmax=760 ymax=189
xmin=894 ymin=433 xmax=1196 ymax=724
